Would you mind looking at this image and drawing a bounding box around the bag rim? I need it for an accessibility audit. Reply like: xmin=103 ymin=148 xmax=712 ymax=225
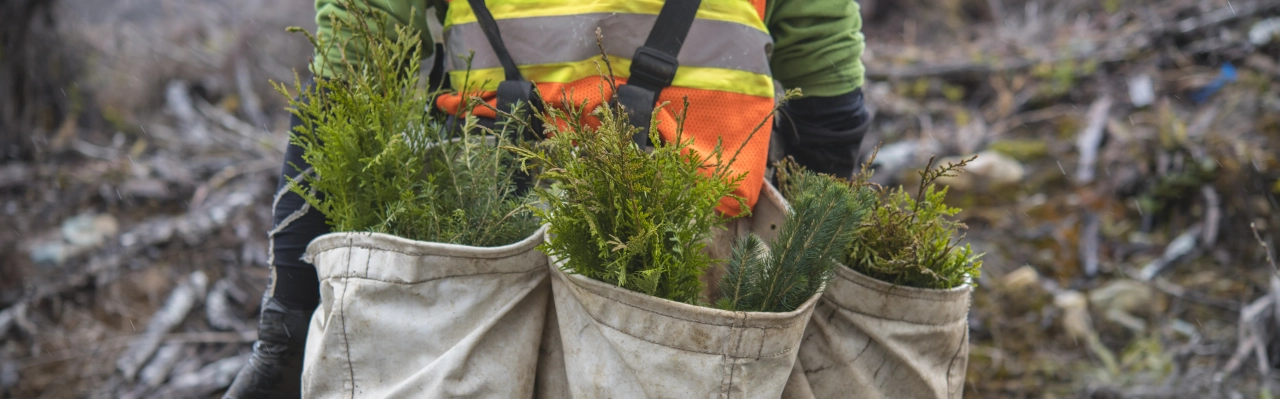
xmin=554 ymin=257 xmax=821 ymax=327
xmin=832 ymin=262 xmax=973 ymax=298
xmin=305 ymin=224 xmax=549 ymax=262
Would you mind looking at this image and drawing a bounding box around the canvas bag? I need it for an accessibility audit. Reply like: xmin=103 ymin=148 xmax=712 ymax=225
xmin=544 ymin=182 xmax=821 ymax=398
xmin=783 ymin=264 xmax=973 ymax=399
xmin=299 ymin=226 xmax=550 ymax=398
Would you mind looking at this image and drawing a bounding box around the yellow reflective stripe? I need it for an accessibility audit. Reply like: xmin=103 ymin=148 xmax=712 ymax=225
xmin=444 ymin=0 xmax=765 ymax=32
xmin=449 ymin=56 xmax=774 ymax=99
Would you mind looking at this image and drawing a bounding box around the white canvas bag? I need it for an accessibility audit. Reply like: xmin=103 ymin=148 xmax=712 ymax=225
xmin=299 ymin=226 xmax=550 ymax=398
xmin=784 ymin=265 xmax=973 ymax=399
xmin=546 ymin=182 xmax=820 ymax=398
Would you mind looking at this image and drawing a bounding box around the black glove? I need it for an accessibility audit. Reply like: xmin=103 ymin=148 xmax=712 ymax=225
xmin=224 ymin=297 xmax=313 ymax=399
xmin=776 ymin=88 xmax=870 ymax=179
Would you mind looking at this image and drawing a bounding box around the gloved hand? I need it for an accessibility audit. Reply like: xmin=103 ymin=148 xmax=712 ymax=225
xmin=776 ymin=88 xmax=870 ymax=179
xmin=224 ymin=296 xmax=313 ymax=399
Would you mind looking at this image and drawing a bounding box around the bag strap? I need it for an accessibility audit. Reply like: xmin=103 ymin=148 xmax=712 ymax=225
xmin=464 ymin=0 xmax=540 ymax=138
xmin=617 ymin=0 xmax=703 ymax=147
xmin=463 ymin=0 xmax=538 ymax=194
xmin=466 ymin=0 xmax=522 ymax=82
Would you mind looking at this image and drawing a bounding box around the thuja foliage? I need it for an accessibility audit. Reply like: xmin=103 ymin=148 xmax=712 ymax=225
xmin=276 ymin=1 xmax=537 ymax=246
xmin=845 ymin=155 xmax=984 ymax=289
xmin=515 ymin=97 xmax=746 ymax=304
xmin=717 ymin=166 xmax=875 ymax=312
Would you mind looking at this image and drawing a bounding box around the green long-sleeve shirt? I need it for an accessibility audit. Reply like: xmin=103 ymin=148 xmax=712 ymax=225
xmin=312 ymin=0 xmax=864 ymax=97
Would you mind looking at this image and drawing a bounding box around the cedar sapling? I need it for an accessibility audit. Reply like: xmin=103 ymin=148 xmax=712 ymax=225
xmin=717 ymin=162 xmax=875 ymax=312
xmin=844 ymin=154 xmax=984 ymax=289
xmin=510 ymin=34 xmax=809 ymax=307
xmin=276 ymin=0 xmax=537 ymax=246
xmin=515 ymin=95 xmax=747 ymax=304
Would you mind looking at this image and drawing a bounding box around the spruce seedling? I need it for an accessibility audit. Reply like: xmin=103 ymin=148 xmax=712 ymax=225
xmin=275 ymin=1 xmax=537 ymax=246
xmin=845 ymin=155 xmax=984 ymax=289
xmin=717 ymin=164 xmax=875 ymax=312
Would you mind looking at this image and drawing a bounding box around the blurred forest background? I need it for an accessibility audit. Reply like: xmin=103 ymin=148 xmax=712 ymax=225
xmin=2 ymin=0 xmax=1280 ymax=397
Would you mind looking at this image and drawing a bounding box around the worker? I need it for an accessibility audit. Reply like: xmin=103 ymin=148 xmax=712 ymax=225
xmin=225 ymin=0 xmax=870 ymax=397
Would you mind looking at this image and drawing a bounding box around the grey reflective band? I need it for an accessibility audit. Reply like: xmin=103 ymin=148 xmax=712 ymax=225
xmin=443 ymin=13 xmax=773 ymax=75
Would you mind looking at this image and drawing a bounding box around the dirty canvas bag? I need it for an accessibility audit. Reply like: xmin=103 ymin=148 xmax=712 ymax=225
xmin=548 ymin=182 xmax=820 ymax=398
xmin=783 ymin=264 xmax=972 ymax=399
xmin=299 ymin=225 xmax=550 ymax=398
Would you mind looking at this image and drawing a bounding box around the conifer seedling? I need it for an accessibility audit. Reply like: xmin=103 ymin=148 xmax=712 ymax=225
xmin=276 ymin=0 xmax=537 ymax=246
xmin=844 ymin=154 xmax=985 ymax=289
xmin=717 ymin=164 xmax=876 ymax=312
xmin=516 ymin=94 xmax=747 ymax=305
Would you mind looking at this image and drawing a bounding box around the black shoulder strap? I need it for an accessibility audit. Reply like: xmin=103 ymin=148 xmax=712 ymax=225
xmin=617 ymin=0 xmax=703 ymax=147
xmin=462 ymin=0 xmax=539 ymax=194
xmin=466 ymin=0 xmax=522 ymax=82
xmin=463 ymin=0 xmax=540 ymax=136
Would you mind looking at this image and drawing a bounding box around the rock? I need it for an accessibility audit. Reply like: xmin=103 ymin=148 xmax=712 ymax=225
xmin=61 ymin=213 xmax=119 ymax=247
xmin=29 ymin=213 xmax=120 ymax=265
xmin=870 ymin=141 xmax=919 ymax=178
xmin=934 ymin=151 xmax=1026 ymax=191
xmin=1090 ymin=279 xmax=1155 ymax=332
xmin=1088 ymin=280 xmax=1154 ymax=314
xmin=1127 ymin=74 xmax=1155 ymax=108
xmin=999 ymin=265 xmax=1041 ymax=291
xmin=1054 ymin=290 xmax=1094 ymax=341
xmin=1249 ymin=18 xmax=1280 ymax=46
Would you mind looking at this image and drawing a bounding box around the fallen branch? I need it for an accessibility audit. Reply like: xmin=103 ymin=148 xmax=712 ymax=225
xmin=866 ymin=1 xmax=1280 ymax=81
xmin=1138 ymin=225 xmax=1202 ymax=281
xmin=17 ymin=330 xmax=256 ymax=370
xmin=1 ymin=181 xmax=265 ymax=329
xmin=206 ymin=279 xmax=248 ymax=331
xmin=1201 ymin=186 xmax=1221 ymax=246
xmin=1076 ymin=96 xmax=1113 ymax=184
xmin=1215 ymin=294 xmax=1274 ymax=382
xmin=116 ymin=271 xmax=208 ymax=381
xmin=1079 ymin=213 xmax=1101 ymax=277
xmin=138 ymin=343 xmax=185 ymax=388
xmin=150 ymin=354 xmax=247 ymax=398
xmin=1251 ymin=222 xmax=1278 ymax=275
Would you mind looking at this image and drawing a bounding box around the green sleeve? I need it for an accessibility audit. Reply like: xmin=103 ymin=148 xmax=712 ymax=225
xmin=310 ymin=0 xmax=448 ymax=79
xmin=764 ymin=0 xmax=866 ymax=97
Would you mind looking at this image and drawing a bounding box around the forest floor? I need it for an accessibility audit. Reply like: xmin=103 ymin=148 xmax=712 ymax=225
xmin=3 ymin=0 xmax=1280 ymax=397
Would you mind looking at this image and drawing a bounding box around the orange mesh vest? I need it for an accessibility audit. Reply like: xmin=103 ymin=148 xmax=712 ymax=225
xmin=437 ymin=0 xmax=775 ymax=216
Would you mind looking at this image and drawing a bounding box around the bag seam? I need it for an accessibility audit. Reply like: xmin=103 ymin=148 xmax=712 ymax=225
xmin=572 ymin=276 xmax=806 ymax=331
xmin=833 ymin=269 xmax=970 ymax=302
xmin=818 ymin=296 xmax=968 ymax=326
xmin=946 ymin=326 xmax=969 ymax=398
xmin=310 ymin=244 xmax=537 ymax=259
xmin=585 ymin=310 xmax=798 ymax=358
xmin=318 ymin=267 xmax=545 ymax=285
xmin=339 ymin=237 xmax=357 ymax=398
xmin=307 ymin=231 xmax=543 ymax=259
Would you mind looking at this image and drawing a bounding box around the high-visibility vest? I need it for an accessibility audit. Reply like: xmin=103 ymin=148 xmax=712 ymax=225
xmin=436 ymin=0 xmax=775 ymax=216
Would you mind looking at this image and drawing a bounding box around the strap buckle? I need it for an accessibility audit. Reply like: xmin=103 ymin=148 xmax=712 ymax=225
xmin=628 ymin=46 xmax=679 ymax=90
xmin=617 ymin=84 xmax=657 ymax=147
